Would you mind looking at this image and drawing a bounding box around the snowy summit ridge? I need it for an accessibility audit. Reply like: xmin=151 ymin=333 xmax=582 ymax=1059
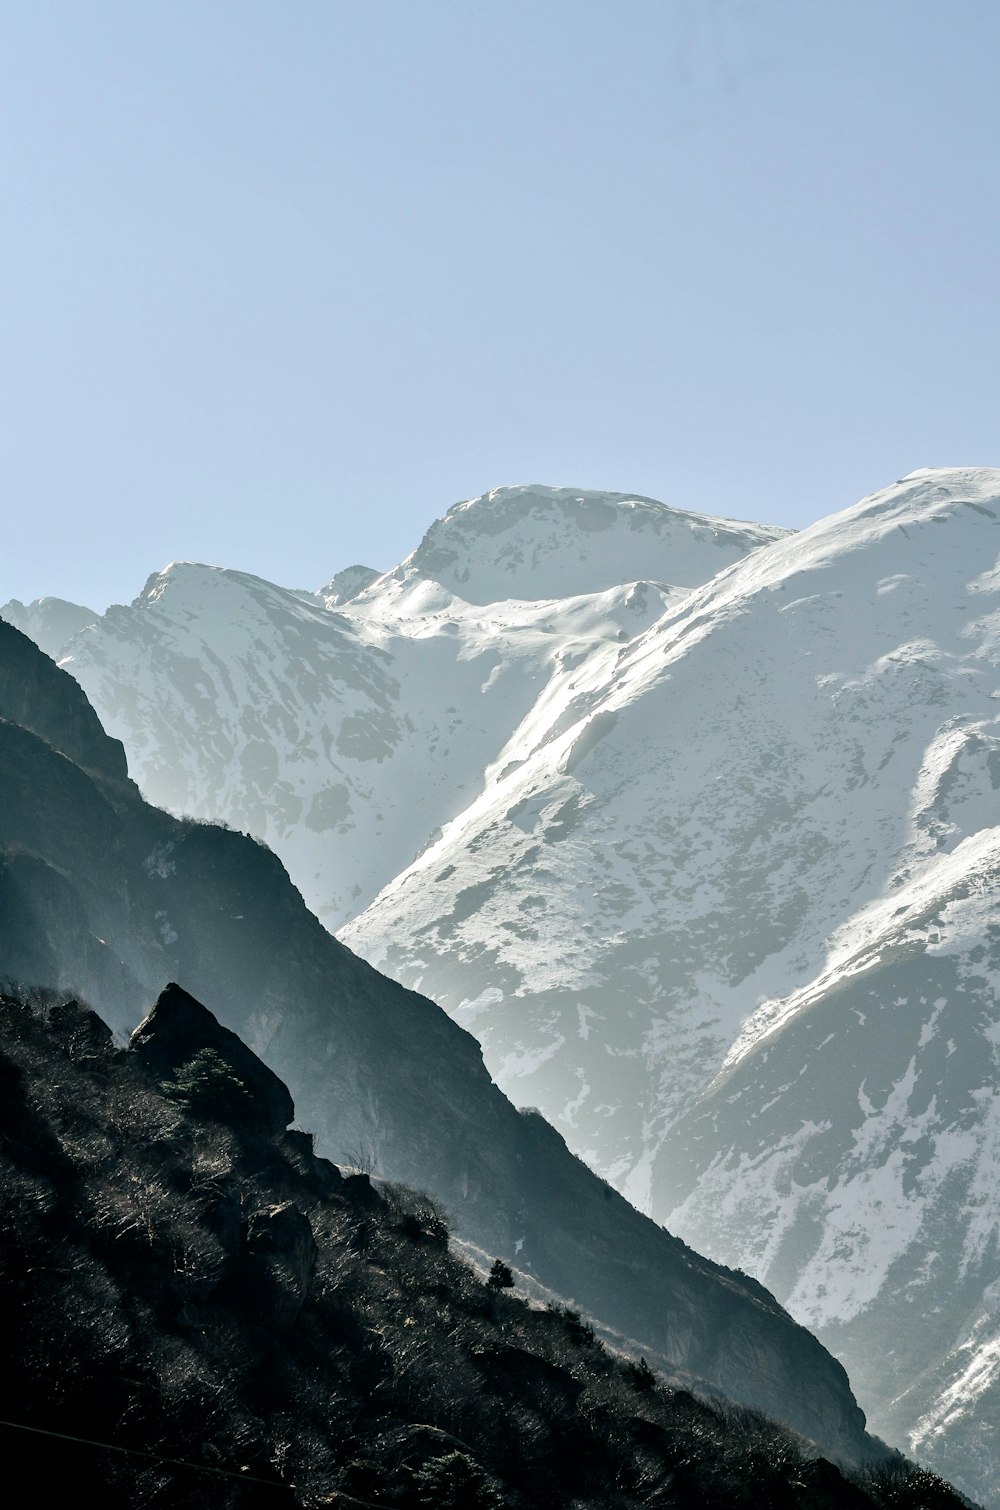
xmin=392 ymin=484 xmax=790 ymax=604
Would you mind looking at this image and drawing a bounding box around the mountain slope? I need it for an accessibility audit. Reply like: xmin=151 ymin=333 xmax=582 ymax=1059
xmin=663 ymin=828 xmax=1000 ymax=1503
xmin=4 ymin=983 xmax=950 ymax=1510
xmin=0 ymin=615 xmax=872 ymax=1462
xmin=349 ymin=468 xmax=1000 ymax=1186
xmin=342 ymin=467 xmax=1000 ymax=1503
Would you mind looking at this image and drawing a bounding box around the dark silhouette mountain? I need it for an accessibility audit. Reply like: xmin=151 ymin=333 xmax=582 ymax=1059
xmin=0 ymin=983 xmax=966 ymax=1509
xmin=0 ymin=615 xmax=875 ymax=1460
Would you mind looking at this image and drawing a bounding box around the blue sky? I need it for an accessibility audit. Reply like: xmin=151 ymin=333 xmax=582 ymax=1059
xmin=2 ymin=0 xmax=998 ymax=609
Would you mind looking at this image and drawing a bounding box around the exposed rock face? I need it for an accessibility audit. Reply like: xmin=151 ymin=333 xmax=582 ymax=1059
xmin=0 ymin=619 xmax=871 ymax=1462
xmin=130 ymin=982 xmax=295 ymax=1135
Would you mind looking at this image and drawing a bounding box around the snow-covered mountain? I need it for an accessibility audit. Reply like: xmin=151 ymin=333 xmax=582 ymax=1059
xmin=344 ymin=468 xmax=1000 ymax=1500
xmin=350 ymin=470 xmax=1000 ymax=1186
xmin=48 ymin=486 xmax=781 ymax=931
xmin=12 ymin=469 xmax=1000 ymax=1502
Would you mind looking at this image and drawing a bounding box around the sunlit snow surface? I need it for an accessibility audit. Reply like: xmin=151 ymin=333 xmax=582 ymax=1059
xmin=36 ymin=471 xmax=1000 ymax=1503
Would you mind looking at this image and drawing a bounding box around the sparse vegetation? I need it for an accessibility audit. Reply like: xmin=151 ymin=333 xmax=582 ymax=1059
xmin=410 ymin=1450 xmax=505 ymax=1508
xmin=626 ymin=1356 xmax=657 ymax=1393
xmin=548 ymin=1302 xmax=597 ymax=1346
xmin=486 ymin=1257 xmax=515 ymax=1293
xmin=163 ymin=1045 xmax=254 ymax=1120
xmin=855 ymin=1457 xmax=966 ymax=1509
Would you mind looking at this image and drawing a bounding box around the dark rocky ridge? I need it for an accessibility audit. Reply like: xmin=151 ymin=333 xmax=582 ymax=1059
xmin=0 ymin=616 xmax=870 ymax=1460
xmin=2 ymin=985 xmax=960 ymax=1509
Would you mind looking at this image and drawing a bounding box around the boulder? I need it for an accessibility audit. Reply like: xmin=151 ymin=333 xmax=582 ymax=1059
xmin=129 ymin=982 xmax=294 ymax=1135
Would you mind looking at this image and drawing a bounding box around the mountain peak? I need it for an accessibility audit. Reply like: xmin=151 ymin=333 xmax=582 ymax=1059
xmin=401 ymin=484 xmax=791 ymax=604
xmin=0 ymin=595 xmax=99 ymax=660
xmin=317 ymin=563 xmax=382 ymax=606
xmin=133 ymin=560 xmax=269 ymax=608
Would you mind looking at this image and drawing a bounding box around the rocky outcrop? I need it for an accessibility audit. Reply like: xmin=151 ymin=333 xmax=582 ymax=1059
xmin=130 ymin=982 xmax=295 ymax=1136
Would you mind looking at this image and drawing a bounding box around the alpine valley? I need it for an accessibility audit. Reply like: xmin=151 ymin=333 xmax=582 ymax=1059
xmin=7 ymin=468 xmax=1000 ymax=1504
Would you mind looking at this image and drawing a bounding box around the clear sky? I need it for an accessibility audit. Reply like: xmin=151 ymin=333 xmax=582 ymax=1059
xmin=2 ymin=0 xmax=998 ymax=610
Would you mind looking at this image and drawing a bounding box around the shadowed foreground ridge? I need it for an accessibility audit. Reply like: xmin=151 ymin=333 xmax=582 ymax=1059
xmin=0 ymin=986 xmax=969 ymax=1510
xmin=0 ymin=613 xmax=876 ymax=1459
